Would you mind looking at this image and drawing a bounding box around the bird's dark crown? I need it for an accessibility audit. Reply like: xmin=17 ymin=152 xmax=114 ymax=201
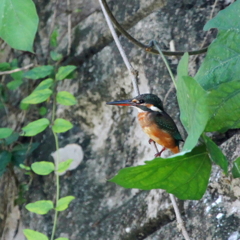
xmin=132 ymin=94 xmax=164 ymax=112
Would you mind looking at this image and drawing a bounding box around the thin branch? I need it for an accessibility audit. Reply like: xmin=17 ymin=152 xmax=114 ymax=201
xmin=170 ymin=194 xmax=191 ymax=240
xmin=99 ymin=0 xmax=139 ymax=96
xmin=67 ymin=0 xmax=72 ymax=56
xmin=0 ymin=64 xmax=34 ymax=76
xmin=102 ymin=0 xmax=208 ymax=56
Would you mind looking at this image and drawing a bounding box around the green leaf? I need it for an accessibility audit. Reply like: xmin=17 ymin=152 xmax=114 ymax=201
xmin=232 ymin=157 xmax=240 ymax=178
xmin=50 ymin=29 xmax=58 ymax=47
xmin=52 ymin=119 xmax=73 ymax=133
xmin=0 ymin=62 xmax=11 ymax=71
xmin=22 ymin=118 xmax=50 ymax=136
xmin=110 ymin=145 xmax=212 ymax=200
xmin=24 ymin=66 xmax=54 ymax=80
xmin=55 ymin=238 xmax=69 ymax=240
xmin=50 ymin=51 xmax=63 ymax=61
xmin=12 ymin=142 xmax=39 ymax=166
xmin=56 ymin=91 xmax=77 ymax=106
xmin=22 ymin=89 xmax=52 ymax=104
xmin=56 ymin=196 xmax=75 ymax=211
xmin=26 ymin=200 xmax=54 ymax=215
xmin=35 ymin=78 xmax=53 ymax=91
xmin=5 ymin=132 xmax=19 ymax=145
xmin=31 ymin=161 xmax=54 ymax=175
xmin=20 ymin=164 xmax=31 ymax=171
xmin=195 ymin=1 xmax=240 ymax=90
xmin=1 ymin=4 xmax=37 ymax=50
xmin=205 ymin=80 xmax=240 ymax=132
xmin=56 ymin=65 xmax=77 ymax=81
xmin=11 ymin=69 xmax=23 ymax=82
xmin=0 ymin=0 xmax=38 ymax=52
xmin=7 ymin=79 xmax=23 ymax=90
xmin=23 ymin=229 xmax=48 ymax=240
xmin=177 ymin=72 xmax=209 ymax=151
xmin=39 ymin=107 xmax=47 ymax=116
xmin=202 ymin=134 xmax=228 ymax=174
xmin=0 ymin=151 xmax=12 ymax=176
xmin=58 ymin=159 xmax=73 ymax=173
xmin=0 ymin=128 xmax=13 ymax=139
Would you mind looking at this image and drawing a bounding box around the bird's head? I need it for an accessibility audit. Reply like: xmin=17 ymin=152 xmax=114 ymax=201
xmin=107 ymin=93 xmax=164 ymax=113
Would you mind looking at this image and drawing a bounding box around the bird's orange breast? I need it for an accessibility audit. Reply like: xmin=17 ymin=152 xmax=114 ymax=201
xmin=138 ymin=112 xmax=179 ymax=154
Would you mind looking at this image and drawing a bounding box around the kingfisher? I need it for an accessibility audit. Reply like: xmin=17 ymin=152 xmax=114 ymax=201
xmin=107 ymin=93 xmax=183 ymax=156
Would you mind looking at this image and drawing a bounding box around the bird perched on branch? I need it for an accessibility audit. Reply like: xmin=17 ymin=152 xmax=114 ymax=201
xmin=107 ymin=93 xmax=183 ymax=157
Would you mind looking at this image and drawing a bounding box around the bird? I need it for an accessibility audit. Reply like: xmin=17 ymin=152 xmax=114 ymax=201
xmin=107 ymin=93 xmax=183 ymax=157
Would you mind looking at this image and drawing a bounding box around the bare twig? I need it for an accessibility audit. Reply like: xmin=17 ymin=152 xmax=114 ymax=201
xmin=67 ymin=0 xmax=72 ymax=55
xmin=100 ymin=1 xmax=191 ymax=240
xmin=102 ymin=0 xmax=207 ymax=56
xmin=0 ymin=64 xmax=34 ymax=76
xmin=99 ymin=0 xmax=140 ymax=96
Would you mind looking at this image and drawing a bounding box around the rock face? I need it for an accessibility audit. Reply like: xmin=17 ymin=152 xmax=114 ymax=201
xmin=1 ymin=0 xmax=240 ymax=240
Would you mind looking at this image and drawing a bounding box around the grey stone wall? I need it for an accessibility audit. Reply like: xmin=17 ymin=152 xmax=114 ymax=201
xmin=1 ymin=0 xmax=240 ymax=240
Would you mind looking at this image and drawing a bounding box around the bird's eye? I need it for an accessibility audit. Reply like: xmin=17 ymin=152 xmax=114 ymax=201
xmin=139 ymin=99 xmax=144 ymax=104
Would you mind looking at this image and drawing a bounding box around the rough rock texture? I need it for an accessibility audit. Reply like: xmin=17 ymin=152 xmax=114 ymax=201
xmin=1 ymin=0 xmax=240 ymax=240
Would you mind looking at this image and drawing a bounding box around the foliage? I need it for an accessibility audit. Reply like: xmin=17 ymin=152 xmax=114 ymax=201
xmin=111 ymin=1 xmax=240 ymax=200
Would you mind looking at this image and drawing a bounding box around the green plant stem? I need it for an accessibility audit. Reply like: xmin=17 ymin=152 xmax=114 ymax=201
xmin=50 ymin=131 xmax=60 ymax=240
xmin=150 ymin=40 xmax=176 ymax=88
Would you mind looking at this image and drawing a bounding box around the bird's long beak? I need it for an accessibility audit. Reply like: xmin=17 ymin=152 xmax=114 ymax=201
xmin=106 ymin=99 xmax=134 ymax=106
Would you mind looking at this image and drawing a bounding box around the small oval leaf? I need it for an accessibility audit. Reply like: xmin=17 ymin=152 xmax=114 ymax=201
xmin=52 ymin=119 xmax=73 ymax=133
xmin=21 ymin=118 xmax=50 ymax=136
xmin=35 ymin=78 xmax=53 ymax=91
xmin=23 ymin=229 xmax=48 ymax=240
xmin=56 ymin=196 xmax=75 ymax=211
xmin=0 ymin=128 xmax=13 ymax=139
xmin=31 ymin=161 xmax=54 ymax=175
xmin=58 ymin=159 xmax=73 ymax=174
xmin=22 ymin=89 xmax=52 ymax=104
xmin=56 ymin=65 xmax=77 ymax=81
xmin=26 ymin=200 xmax=54 ymax=215
xmin=24 ymin=65 xmax=54 ymax=80
xmin=56 ymin=91 xmax=77 ymax=106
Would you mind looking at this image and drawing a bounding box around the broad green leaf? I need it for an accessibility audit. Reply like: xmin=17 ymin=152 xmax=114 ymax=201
xmin=50 ymin=51 xmax=63 ymax=61
xmin=0 ymin=0 xmax=38 ymax=52
xmin=39 ymin=107 xmax=47 ymax=116
xmin=56 ymin=65 xmax=77 ymax=81
xmin=56 ymin=91 xmax=77 ymax=106
xmin=0 ymin=128 xmax=13 ymax=139
xmin=195 ymin=1 xmax=240 ymax=90
xmin=232 ymin=157 xmax=240 ymax=178
xmin=202 ymin=134 xmax=228 ymax=174
xmin=177 ymin=73 xmax=209 ymax=151
xmin=55 ymin=238 xmax=69 ymax=240
xmin=50 ymin=29 xmax=58 ymax=47
xmin=56 ymin=196 xmax=75 ymax=211
xmin=0 ymin=62 xmax=11 ymax=71
xmin=22 ymin=118 xmax=50 ymax=136
xmin=12 ymin=142 xmax=39 ymax=166
xmin=24 ymin=66 xmax=54 ymax=80
xmin=52 ymin=119 xmax=73 ymax=133
xmin=58 ymin=159 xmax=73 ymax=173
xmin=11 ymin=69 xmax=23 ymax=82
xmin=110 ymin=145 xmax=212 ymax=200
xmin=0 ymin=151 xmax=12 ymax=176
xmin=23 ymin=229 xmax=48 ymax=240
xmin=205 ymin=80 xmax=240 ymax=132
xmin=35 ymin=78 xmax=53 ymax=91
xmin=7 ymin=79 xmax=23 ymax=90
xmin=26 ymin=200 xmax=54 ymax=215
xmin=22 ymin=89 xmax=52 ymax=104
xmin=31 ymin=161 xmax=54 ymax=175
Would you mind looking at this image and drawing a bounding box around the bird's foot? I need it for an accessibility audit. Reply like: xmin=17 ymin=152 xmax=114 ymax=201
xmin=154 ymin=147 xmax=166 ymax=158
xmin=148 ymin=139 xmax=155 ymax=144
